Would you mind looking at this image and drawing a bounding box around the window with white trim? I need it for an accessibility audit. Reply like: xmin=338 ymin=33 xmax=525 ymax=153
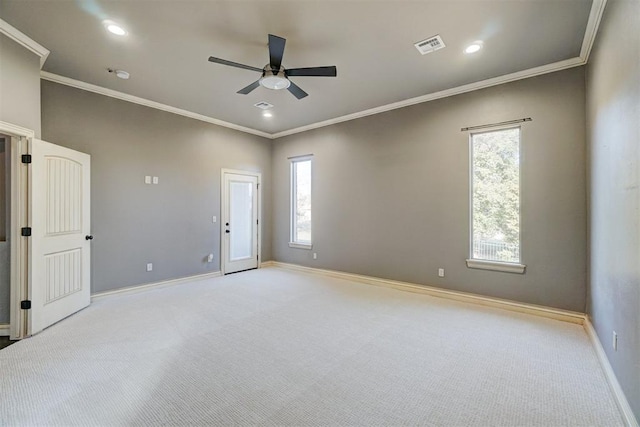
xmin=290 ymin=156 xmax=312 ymax=248
xmin=470 ymin=127 xmax=521 ymax=265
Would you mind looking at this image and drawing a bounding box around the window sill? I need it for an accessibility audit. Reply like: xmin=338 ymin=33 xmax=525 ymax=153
xmin=289 ymin=242 xmax=312 ymax=250
xmin=466 ymin=259 xmax=526 ymax=274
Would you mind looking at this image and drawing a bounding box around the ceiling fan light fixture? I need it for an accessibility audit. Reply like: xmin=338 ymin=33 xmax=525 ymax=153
xmin=259 ymin=75 xmax=290 ymax=90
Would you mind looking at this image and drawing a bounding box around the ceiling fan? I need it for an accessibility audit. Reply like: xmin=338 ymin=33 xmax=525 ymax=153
xmin=208 ymin=34 xmax=337 ymax=99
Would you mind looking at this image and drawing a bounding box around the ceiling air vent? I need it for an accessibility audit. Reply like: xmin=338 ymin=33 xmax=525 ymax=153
xmin=414 ymin=35 xmax=446 ymax=55
xmin=254 ymin=101 xmax=274 ymax=110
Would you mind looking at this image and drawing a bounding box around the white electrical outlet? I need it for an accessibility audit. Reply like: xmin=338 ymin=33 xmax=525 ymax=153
xmin=152 ymin=176 xmax=159 ymax=184
xmin=207 ymin=253 xmax=214 ymax=263
xmin=613 ymin=331 xmax=618 ymax=351
xmin=438 ymin=268 xmax=445 ymax=277
xmin=144 ymin=176 xmax=151 ymax=184
xmin=313 ymin=253 xmax=317 ymax=260
xmin=212 ymin=216 xmax=217 ymax=223
xmin=146 ymin=263 xmax=153 ymax=272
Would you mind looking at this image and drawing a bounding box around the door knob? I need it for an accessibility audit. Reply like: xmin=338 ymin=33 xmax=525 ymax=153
xmin=85 ymin=235 xmax=94 ymax=240
xmin=225 ymin=230 xmax=230 ymax=233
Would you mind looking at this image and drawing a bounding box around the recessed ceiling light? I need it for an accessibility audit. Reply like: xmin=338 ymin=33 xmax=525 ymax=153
xmin=465 ymin=41 xmax=483 ymax=54
xmin=103 ymin=20 xmax=127 ymax=36
xmin=263 ymin=111 xmax=273 ymax=118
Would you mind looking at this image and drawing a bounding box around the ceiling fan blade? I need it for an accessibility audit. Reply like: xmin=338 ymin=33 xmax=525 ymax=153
xmin=287 ymin=80 xmax=308 ymax=99
xmin=285 ymin=66 xmax=337 ymax=77
xmin=237 ymin=80 xmax=261 ymax=95
xmin=208 ymin=57 xmax=263 ymax=73
xmin=268 ymin=34 xmax=286 ymax=71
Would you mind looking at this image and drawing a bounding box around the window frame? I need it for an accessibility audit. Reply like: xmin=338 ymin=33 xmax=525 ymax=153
xmin=466 ymin=125 xmax=526 ymax=274
xmin=289 ymin=155 xmax=313 ymax=249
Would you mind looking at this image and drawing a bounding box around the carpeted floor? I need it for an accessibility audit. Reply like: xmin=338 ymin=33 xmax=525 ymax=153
xmin=0 ymin=267 xmax=623 ymax=426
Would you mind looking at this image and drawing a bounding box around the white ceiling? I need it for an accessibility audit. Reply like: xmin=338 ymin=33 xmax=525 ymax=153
xmin=0 ymin=0 xmax=595 ymax=137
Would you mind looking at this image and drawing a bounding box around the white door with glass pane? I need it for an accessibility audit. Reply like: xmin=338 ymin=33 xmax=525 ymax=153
xmin=222 ymin=170 xmax=260 ymax=274
xmin=29 ymin=138 xmax=91 ymax=335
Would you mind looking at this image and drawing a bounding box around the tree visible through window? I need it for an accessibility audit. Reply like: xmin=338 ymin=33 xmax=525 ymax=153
xmin=471 ymin=127 xmax=520 ymax=263
xmin=291 ymin=157 xmax=312 ymax=245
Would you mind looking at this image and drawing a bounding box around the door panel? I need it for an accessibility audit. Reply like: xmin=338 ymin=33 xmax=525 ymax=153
xmin=229 ymin=181 xmax=253 ymax=261
xmin=222 ymin=171 xmax=259 ymax=274
xmin=30 ymin=139 xmax=91 ymax=335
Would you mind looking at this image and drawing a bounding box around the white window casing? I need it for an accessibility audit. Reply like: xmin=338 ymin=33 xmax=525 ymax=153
xmin=289 ymin=155 xmax=313 ymax=249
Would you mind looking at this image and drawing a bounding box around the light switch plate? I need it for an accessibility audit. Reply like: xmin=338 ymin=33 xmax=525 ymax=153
xmin=152 ymin=176 xmax=159 ymax=184
xmin=144 ymin=176 xmax=151 ymax=184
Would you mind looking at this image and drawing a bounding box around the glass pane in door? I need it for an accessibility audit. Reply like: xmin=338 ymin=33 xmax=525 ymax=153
xmin=229 ymin=181 xmax=253 ymax=260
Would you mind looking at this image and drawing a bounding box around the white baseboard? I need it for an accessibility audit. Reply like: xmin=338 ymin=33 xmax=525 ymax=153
xmin=584 ymin=319 xmax=639 ymax=427
xmin=0 ymin=323 xmax=9 ymax=336
xmin=265 ymin=262 xmax=586 ymax=324
xmin=91 ymin=271 xmax=222 ymax=300
xmin=260 ymin=261 xmax=275 ymax=268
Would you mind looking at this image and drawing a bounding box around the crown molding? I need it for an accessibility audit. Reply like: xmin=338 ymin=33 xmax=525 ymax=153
xmin=273 ymin=56 xmax=585 ymax=138
xmin=580 ymin=0 xmax=608 ymax=63
xmin=0 ymin=18 xmax=50 ymax=69
xmin=37 ymin=0 xmax=607 ymax=140
xmin=40 ymin=72 xmax=272 ymax=139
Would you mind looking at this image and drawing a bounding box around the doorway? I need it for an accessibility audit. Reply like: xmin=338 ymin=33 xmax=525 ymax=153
xmin=221 ymin=169 xmax=261 ymax=274
xmin=0 ymin=134 xmax=11 ymax=337
xmin=0 ymin=121 xmax=92 ymax=340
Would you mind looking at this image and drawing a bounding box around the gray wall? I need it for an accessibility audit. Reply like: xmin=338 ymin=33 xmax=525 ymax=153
xmin=42 ymin=81 xmax=272 ymax=293
xmin=0 ymin=34 xmax=41 ymax=137
xmin=586 ymin=0 xmax=640 ymax=419
xmin=273 ymin=67 xmax=587 ymax=312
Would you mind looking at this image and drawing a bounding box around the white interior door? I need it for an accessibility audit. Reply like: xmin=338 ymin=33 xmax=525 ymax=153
xmin=29 ymin=138 xmax=91 ymax=335
xmin=222 ymin=170 xmax=259 ymax=274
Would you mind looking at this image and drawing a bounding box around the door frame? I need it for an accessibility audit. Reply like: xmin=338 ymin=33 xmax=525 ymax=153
xmin=0 ymin=121 xmax=32 ymax=340
xmin=220 ymin=168 xmax=262 ymax=275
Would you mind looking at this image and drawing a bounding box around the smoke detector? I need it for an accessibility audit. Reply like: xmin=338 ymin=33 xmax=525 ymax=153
xmin=414 ymin=35 xmax=446 ymax=55
xmin=108 ymin=68 xmax=130 ymax=80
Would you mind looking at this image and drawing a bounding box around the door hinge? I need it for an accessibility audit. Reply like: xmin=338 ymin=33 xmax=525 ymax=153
xmin=21 ymin=227 xmax=32 ymax=237
xmin=21 ymin=154 xmax=32 ymax=164
xmin=21 ymin=300 xmax=31 ymax=310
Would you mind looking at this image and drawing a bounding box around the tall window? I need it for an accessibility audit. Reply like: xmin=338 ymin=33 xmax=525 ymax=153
xmin=470 ymin=127 xmax=520 ymax=264
xmin=290 ymin=156 xmax=312 ymax=247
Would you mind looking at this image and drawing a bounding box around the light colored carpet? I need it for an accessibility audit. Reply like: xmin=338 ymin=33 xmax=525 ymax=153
xmin=0 ymin=267 xmax=623 ymax=426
